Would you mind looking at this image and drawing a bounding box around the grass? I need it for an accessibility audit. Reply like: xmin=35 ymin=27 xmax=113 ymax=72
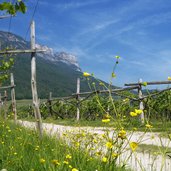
xmin=0 ymin=119 xmax=128 ymax=171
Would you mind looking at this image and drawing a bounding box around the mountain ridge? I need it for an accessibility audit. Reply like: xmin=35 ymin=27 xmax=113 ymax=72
xmin=0 ymin=31 xmax=89 ymax=99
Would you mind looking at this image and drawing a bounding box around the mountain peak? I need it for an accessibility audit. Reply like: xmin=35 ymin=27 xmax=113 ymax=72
xmin=36 ymin=44 xmax=81 ymax=71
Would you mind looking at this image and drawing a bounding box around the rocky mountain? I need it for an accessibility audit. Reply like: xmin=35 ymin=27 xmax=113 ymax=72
xmin=0 ymin=31 xmax=81 ymax=72
xmin=0 ymin=31 xmax=91 ymax=99
xmin=36 ymin=44 xmax=81 ymax=71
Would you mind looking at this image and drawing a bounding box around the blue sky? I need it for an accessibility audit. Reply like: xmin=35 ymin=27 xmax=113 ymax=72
xmin=1 ymin=0 xmax=171 ymax=87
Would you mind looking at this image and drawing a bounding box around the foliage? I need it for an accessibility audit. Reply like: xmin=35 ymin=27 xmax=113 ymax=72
xmin=0 ymin=0 xmax=26 ymax=15
xmin=0 ymin=53 xmax=15 ymax=82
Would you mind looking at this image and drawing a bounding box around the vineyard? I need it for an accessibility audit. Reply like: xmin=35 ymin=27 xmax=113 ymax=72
xmin=1 ymin=1 xmax=171 ymax=171
xmin=1 ymin=70 xmax=171 ymax=170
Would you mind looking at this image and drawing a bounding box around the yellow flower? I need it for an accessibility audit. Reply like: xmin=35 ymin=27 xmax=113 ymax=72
xmin=112 ymin=153 xmax=118 ymax=158
xmin=63 ymin=161 xmax=69 ymax=165
xmin=133 ymin=127 xmax=137 ymax=131
xmin=145 ymin=124 xmax=153 ymax=128
xmin=112 ymin=72 xmax=116 ymax=78
xmin=99 ymin=82 xmax=104 ymax=86
xmin=51 ymin=159 xmax=60 ymax=166
xmin=130 ymin=112 xmax=137 ymax=117
xmin=39 ymin=158 xmax=46 ymax=164
xmin=83 ymin=72 xmax=90 ymax=77
xmin=168 ymin=76 xmax=171 ymax=81
xmin=118 ymin=129 xmax=126 ymax=139
xmin=93 ymin=139 xmax=98 ymax=143
xmin=130 ymin=142 xmax=138 ymax=151
xmin=102 ymin=119 xmax=110 ymax=123
xmin=104 ymin=113 xmax=111 ymax=119
xmin=115 ymin=55 xmax=120 ymax=59
xmin=72 ymin=168 xmax=79 ymax=171
xmin=102 ymin=157 xmax=107 ymax=163
xmin=69 ymin=165 xmax=72 ymax=168
xmin=75 ymin=142 xmax=80 ymax=147
xmin=135 ymin=109 xmax=143 ymax=115
xmin=95 ymin=151 xmax=102 ymax=156
xmin=66 ymin=154 xmax=72 ymax=159
xmin=142 ymin=82 xmax=147 ymax=86
xmin=123 ymin=98 xmax=129 ymax=103
xmin=105 ymin=142 xmax=113 ymax=149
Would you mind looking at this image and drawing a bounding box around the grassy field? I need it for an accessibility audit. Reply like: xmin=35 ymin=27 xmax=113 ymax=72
xmin=0 ymin=120 xmax=128 ymax=171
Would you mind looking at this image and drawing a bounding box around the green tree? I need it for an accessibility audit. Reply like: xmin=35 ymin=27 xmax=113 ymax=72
xmin=0 ymin=0 xmax=27 ymax=82
xmin=0 ymin=0 xmax=27 ymax=15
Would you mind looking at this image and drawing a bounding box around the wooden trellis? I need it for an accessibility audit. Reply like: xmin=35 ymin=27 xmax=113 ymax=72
xmin=47 ymin=78 xmax=171 ymax=123
xmin=0 ymin=73 xmax=16 ymax=121
xmin=0 ymin=21 xmax=45 ymax=138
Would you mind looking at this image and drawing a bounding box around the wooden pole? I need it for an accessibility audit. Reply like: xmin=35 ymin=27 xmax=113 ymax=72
xmin=138 ymin=79 xmax=145 ymax=124
xmin=48 ymin=92 xmax=53 ymax=117
xmin=10 ymin=73 xmax=17 ymax=122
xmin=0 ymin=93 xmax=1 ymax=116
xmin=31 ymin=20 xmax=43 ymax=138
xmin=76 ymin=78 xmax=80 ymax=121
xmin=125 ymin=80 xmax=171 ymax=86
xmin=4 ymin=90 xmax=7 ymax=120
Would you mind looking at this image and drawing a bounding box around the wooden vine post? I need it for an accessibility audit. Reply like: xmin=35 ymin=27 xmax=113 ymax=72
xmin=31 ymin=21 xmax=43 ymax=138
xmin=138 ymin=78 xmax=145 ymax=124
xmin=10 ymin=73 xmax=17 ymax=122
xmin=76 ymin=78 xmax=80 ymax=121
xmin=48 ymin=92 xmax=53 ymax=117
xmin=3 ymin=90 xmax=7 ymax=120
xmin=0 ymin=93 xmax=1 ymax=114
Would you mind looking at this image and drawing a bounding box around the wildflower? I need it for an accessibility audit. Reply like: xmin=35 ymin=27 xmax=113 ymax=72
xmin=130 ymin=112 xmax=137 ymax=117
xmin=118 ymin=129 xmax=126 ymax=139
xmin=82 ymin=133 xmax=86 ymax=137
xmin=62 ymin=133 xmax=67 ymax=136
xmin=130 ymin=109 xmax=143 ymax=116
xmin=112 ymin=72 xmax=116 ymax=78
xmin=35 ymin=145 xmax=39 ymax=151
xmin=75 ymin=142 xmax=80 ymax=147
xmin=115 ymin=56 xmax=120 ymax=59
xmin=130 ymin=142 xmax=138 ymax=151
xmin=123 ymin=98 xmax=129 ymax=103
xmin=105 ymin=142 xmax=113 ymax=149
xmin=104 ymin=113 xmax=111 ymax=119
xmin=51 ymin=159 xmax=60 ymax=166
xmin=72 ymin=168 xmax=79 ymax=171
xmin=66 ymin=154 xmax=72 ymax=159
xmin=69 ymin=165 xmax=72 ymax=168
xmin=142 ymin=82 xmax=147 ymax=86
xmin=92 ymin=82 xmax=95 ymax=86
xmin=133 ymin=127 xmax=137 ymax=131
xmin=102 ymin=157 xmax=107 ymax=163
xmin=99 ymin=82 xmax=104 ymax=86
xmin=63 ymin=161 xmax=69 ymax=165
xmin=168 ymin=76 xmax=171 ymax=81
xmin=93 ymin=139 xmax=98 ymax=143
xmin=112 ymin=153 xmax=118 ymax=158
xmin=145 ymin=124 xmax=153 ymax=128
xmin=102 ymin=119 xmax=110 ymax=123
xmin=135 ymin=109 xmax=143 ymax=114
xmin=39 ymin=158 xmax=45 ymax=164
xmin=95 ymin=151 xmax=102 ymax=156
xmin=83 ymin=72 xmax=90 ymax=77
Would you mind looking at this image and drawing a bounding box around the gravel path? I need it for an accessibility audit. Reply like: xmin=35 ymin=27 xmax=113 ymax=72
xmin=17 ymin=120 xmax=171 ymax=171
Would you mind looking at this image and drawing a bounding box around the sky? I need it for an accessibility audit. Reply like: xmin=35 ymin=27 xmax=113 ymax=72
xmin=1 ymin=0 xmax=171 ymax=88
